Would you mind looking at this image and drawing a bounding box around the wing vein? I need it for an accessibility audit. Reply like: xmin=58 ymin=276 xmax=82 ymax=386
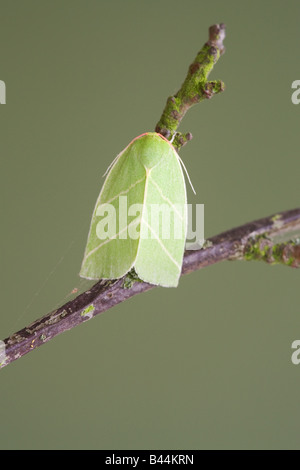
xmin=142 ymin=219 xmax=181 ymax=271
xmin=148 ymin=176 xmax=184 ymax=221
xmin=83 ymin=217 xmax=141 ymax=261
xmin=100 ymin=176 xmax=146 ymax=206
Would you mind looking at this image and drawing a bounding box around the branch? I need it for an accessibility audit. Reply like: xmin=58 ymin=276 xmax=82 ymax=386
xmin=1 ymin=26 xmax=298 ymax=370
xmin=1 ymin=208 xmax=299 ymax=369
xmin=155 ymin=23 xmax=226 ymax=149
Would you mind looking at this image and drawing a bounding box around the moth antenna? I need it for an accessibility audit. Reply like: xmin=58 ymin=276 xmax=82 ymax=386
xmin=170 ymin=131 xmax=177 ymax=144
xmin=102 ymin=152 xmax=121 ymax=177
xmin=176 ymin=153 xmax=196 ymax=195
xmin=170 ymin=132 xmax=196 ymax=194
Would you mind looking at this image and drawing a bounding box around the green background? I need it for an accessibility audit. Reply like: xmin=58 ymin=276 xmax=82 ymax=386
xmin=1 ymin=0 xmax=299 ymax=450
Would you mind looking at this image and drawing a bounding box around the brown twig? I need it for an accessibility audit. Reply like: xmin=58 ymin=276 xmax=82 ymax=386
xmin=155 ymin=23 xmax=226 ymax=149
xmin=1 ymin=208 xmax=299 ymax=369
xmin=1 ymin=25 xmax=299 ymax=370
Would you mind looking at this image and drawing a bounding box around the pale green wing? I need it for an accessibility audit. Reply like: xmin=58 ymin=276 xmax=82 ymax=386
xmin=80 ymin=144 xmax=146 ymax=280
xmin=80 ymin=132 xmax=187 ymax=286
xmin=134 ymin=145 xmax=187 ymax=287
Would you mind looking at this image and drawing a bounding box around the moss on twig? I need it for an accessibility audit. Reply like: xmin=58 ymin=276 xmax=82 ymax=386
xmin=244 ymin=235 xmax=300 ymax=268
xmin=155 ymin=23 xmax=226 ymax=149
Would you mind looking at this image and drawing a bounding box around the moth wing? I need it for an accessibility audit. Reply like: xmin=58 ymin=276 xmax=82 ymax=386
xmin=134 ymin=147 xmax=187 ymax=287
xmin=80 ymin=145 xmax=146 ymax=280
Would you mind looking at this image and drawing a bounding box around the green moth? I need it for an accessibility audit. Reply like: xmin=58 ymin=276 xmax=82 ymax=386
xmin=80 ymin=132 xmax=189 ymax=287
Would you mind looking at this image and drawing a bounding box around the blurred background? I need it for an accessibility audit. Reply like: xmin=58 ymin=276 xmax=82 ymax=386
xmin=0 ymin=0 xmax=299 ymax=449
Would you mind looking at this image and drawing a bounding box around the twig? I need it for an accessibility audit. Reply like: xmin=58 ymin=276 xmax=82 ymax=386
xmin=1 ymin=208 xmax=299 ymax=369
xmin=155 ymin=23 xmax=226 ymax=149
xmin=1 ymin=25 xmax=299 ymax=369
